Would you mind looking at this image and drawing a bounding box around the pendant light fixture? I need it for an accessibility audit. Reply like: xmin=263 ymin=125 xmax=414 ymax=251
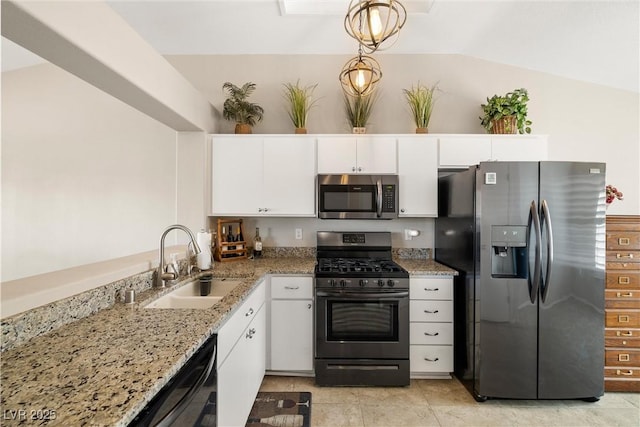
xmin=339 ymin=45 xmax=382 ymax=97
xmin=344 ymin=0 xmax=407 ymax=53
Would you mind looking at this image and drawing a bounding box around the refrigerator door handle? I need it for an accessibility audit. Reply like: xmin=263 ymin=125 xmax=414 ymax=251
xmin=527 ymin=200 xmax=542 ymax=304
xmin=540 ymin=199 xmax=554 ymax=303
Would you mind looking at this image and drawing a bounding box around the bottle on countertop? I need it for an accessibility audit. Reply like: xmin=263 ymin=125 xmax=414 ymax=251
xmin=227 ymin=225 xmax=236 ymax=251
xmin=236 ymin=225 xmax=244 ymax=251
xmin=221 ymin=226 xmax=227 ymax=252
xmin=253 ymin=227 xmax=262 ymax=258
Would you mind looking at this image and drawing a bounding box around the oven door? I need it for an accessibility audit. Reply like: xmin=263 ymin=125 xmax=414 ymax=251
xmin=315 ymin=288 xmax=409 ymax=359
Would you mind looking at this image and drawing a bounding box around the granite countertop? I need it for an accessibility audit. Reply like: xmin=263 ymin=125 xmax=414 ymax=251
xmin=0 ymin=256 xmax=454 ymax=426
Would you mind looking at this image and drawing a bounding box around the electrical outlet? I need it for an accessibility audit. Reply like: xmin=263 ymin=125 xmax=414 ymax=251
xmin=295 ymin=228 xmax=303 ymax=240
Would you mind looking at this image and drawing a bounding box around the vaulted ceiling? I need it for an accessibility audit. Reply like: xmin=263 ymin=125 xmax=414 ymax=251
xmin=2 ymin=0 xmax=639 ymax=93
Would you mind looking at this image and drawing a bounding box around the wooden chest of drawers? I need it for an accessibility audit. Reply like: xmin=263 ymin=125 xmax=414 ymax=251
xmin=605 ymin=215 xmax=640 ymax=392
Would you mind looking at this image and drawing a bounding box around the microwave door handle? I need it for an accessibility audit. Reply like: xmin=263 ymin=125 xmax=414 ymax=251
xmin=156 ymin=344 xmax=217 ymax=427
xmin=376 ymin=179 xmax=383 ymax=217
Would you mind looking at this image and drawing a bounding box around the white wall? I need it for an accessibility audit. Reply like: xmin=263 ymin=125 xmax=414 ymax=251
xmin=1 ymin=63 xmax=178 ymax=282
xmin=168 ymin=54 xmax=639 ymax=215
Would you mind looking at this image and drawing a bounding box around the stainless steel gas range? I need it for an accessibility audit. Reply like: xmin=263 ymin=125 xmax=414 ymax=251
xmin=314 ymin=231 xmax=410 ymax=387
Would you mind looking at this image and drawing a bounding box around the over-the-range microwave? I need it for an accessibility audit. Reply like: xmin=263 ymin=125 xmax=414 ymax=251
xmin=317 ymin=174 xmax=399 ymax=219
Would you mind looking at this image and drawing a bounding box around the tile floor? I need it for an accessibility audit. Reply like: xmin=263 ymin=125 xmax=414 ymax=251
xmin=258 ymin=375 xmax=640 ymax=427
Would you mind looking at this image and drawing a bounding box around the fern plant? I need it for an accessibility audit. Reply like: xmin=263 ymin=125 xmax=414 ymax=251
xmin=222 ymin=82 xmax=264 ymax=126
xmin=283 ymin=80 xmax=318 ymax=130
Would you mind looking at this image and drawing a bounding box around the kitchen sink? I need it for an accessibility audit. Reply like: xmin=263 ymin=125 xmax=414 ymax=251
xmin=144 ymin=278 xmax=241 ymax=309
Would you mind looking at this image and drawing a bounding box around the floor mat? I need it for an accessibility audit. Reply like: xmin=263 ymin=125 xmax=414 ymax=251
xmin=246 ymin=392 xmax=312 ymax=427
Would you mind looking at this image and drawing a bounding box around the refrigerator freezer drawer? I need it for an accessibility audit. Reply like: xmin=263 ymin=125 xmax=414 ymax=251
xmin=410 ymin=322 xmax=453 ymax=345
xmin=410 ymin=345 xmax=453 ymax=373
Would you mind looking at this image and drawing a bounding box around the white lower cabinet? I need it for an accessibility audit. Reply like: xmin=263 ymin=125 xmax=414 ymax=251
xmin=410 ymin=276 xmax=454 ymax=378
xmin=268 ymin=276 xmax=314 ymax=373
xmin=217 ymin=282 xmax=266 ymax=427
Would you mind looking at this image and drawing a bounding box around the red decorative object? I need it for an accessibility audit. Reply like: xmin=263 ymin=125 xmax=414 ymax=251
xmin=606 ymin=184 xmax=623 ymax=205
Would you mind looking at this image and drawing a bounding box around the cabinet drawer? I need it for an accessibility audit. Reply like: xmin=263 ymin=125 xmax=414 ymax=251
xmin=607 ymin=232 xmax=640 ymax=250
xmin=410 ymin=300 xmax=453 ymax=322
xmin=605 ymin=290 xmax=640 ymax=309
xmin=605 ymin=328 xmax=640 ymax=348
xmin=605 ymin=348 xmax=640 ymax=366
xmin=410 ymin=345 xmax=453 ymax=373
xmin=606 ymin=310 xmax=640 ymax=327
xmin=606 ymin=217 xmax=640 ymax=232
xmin=604 ymin=367 xmax=640 ymax=379
xmin=271 ymin=276 xmax=313 ymax=299
xmin=410 ymin=277 xmax=453 ymax=300
xmin=606 ymin=272 xmax=640 ymax=288
xmin=607 ymin=261 xmax=640 ymax=270
xmin=218 ymin=281 xmax=266 ymax=364
xmin=410 ymin=322 xmax=453 ymax=345
xmin=606 ymin=251 xmax=640 ymax=264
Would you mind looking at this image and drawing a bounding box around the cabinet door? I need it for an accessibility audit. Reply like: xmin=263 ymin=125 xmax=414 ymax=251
xmin=398 ymin=137 xmax=438 ymax=217
xmin=270 ymin=299 xmax=313 ymax=371
xmin=356 ymin=136 xmax=397 ymax=173
xmin=218 ymin=305 xmax=266 ymax=427
xmin=317 ymin=137 xmax=357 ymax=173
xmin=262 ymin=136 xmax=316 ymax=216
xmin=438 ymin=136 xmax=491 ymax=168
xmin=491 ymin=135 xmax=548 ymax=161
xmin=211 ymin=136 xmax=263 ymax=215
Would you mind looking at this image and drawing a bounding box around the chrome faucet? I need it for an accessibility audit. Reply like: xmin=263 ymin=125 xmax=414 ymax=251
xmin=156 ymin=224 xmax=202 ymax=288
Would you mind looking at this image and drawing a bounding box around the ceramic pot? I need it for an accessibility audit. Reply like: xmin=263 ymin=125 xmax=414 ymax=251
xmin=235 ymin=123 xmax=252 ymax=134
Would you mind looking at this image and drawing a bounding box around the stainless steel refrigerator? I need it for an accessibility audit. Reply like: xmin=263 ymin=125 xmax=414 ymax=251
xmin=435 ymin=161 xmax=606 ymax=401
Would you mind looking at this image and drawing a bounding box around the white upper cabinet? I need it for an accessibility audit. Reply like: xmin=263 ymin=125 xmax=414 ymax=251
xmin=438 ymin=135 xmax=548 ymax=168
xmin=211 ymin=135 xmax=316 ymax=216
xmin=398 ymin=136 xmax=438 ymax=217
xmin=490 ymin=135 xmax=548 ymax=161
xmin=438 ymin=135 xmax=492 ymax=169
xmin=212 ymin=136 xmax=263 ymax=215
xmin=317 ymin=135 xmax=397 ymax=174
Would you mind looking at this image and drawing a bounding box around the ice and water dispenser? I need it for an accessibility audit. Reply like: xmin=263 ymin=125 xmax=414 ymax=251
xmin=491 ymin=225 xmax=528 ymax=278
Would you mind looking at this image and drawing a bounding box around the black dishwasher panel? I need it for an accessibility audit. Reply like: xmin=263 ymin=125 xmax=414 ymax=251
xmin=129 ymin=334 xmax=217 ymax=427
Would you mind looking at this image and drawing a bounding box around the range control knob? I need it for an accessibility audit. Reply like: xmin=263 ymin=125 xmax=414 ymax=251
xmin=328 ymin=279 xmax=336 ymax=287
xmin=387 ymin=279 xmax=396 ymax=287
xmin=378 ymin=279 xmax=385 ymax=287
xmin=340 ymin=279 xmax=347 ymax=288
xmin=359 ymin=279 xmax=369 ymax=287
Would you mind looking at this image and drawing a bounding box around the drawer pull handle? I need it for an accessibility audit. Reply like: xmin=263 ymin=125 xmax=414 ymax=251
xmin=616 ymin=292 xmax=634 ymax=298
xmin=618 ymin=237 xmax=631 ymax=246
xmin=616 ymin=253 xmax=634 ymax=259
xmin=246 ymin=328 xmax=256 ymax=339
xmin=284 ymin=286 xmax=300 ymax=290
xmin=424 ymin=288 xmax=439 ymax=291
xmin=618 ymin=315 xmax=630 ymax=323
xmin=424 ymin=357 xmax=440 ymax=362
xmin=307 ymin=303 xmax=312 ymax=309
xmin=617 ymin=331 xmax=633 ymax=337
xmin=616 ymin=369 xmax=633 ymax=376
xmin=424 ymin=332 xmax=440 ymax=336
xmin=245 ymin=308 xmax=254 ymax=317
xmin=618 ymin=354 xmax=630 ymax=362
xmin=618 ymin=276 xmax=630 ymax=285
xmin=424 ymin=310 xmax=439 ymax=314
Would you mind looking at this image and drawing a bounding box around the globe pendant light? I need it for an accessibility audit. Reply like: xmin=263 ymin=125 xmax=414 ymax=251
xmin=339 ymin=46 xmax=382 ymax=97
xmin=345 ymin=0 xmax=407 ymax=53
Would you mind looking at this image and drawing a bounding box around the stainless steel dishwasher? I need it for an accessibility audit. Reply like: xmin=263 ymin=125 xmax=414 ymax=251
xmin=129 ymin=334 xmax=217 ymax=427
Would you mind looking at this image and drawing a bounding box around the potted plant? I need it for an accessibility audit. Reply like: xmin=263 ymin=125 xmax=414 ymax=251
xmin=222 ymin=82 xmax=264 ymax=134
xmin=283 ymin=80 xmax=318 ymax=134
xmin=479 ymin=88 xmax=532 ymax=134
xmin=344 ymin=92 xmax=377 ymax=133
xmin=403 ymin=82 xmax=437 ymax=133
